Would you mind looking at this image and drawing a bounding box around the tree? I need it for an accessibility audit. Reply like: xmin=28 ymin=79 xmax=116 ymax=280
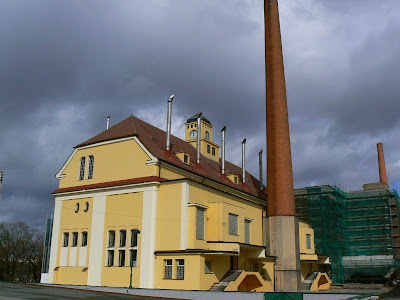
xmin=0 ymin=221 xmax=44 ymax=282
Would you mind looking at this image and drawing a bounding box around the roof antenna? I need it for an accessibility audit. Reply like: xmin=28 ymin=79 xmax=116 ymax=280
xmin=242 ymin=138 xmax=246 ymax=185
xmin=166 ymin=95 xmax=174 ymax=156
xmin=196 ymin=113 xmax=202 ymax=166
xmin=106 ymin=116 xmax=110 ymax=130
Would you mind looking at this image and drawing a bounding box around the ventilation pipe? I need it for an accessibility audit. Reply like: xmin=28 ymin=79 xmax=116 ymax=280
xmin=106 ymin=116 xmax=110 ymax=130
xmin=377 ymin=143 xmax=388 ymax=185
xmin=221 ymin=126 xmax=226 ymax=176
xmin=196 ymin=113 xmax=202 ymax=166
xmin=259 ymin=149 xmax=263 ymax=189
xmin=165 ymin=95 xmax=174 ymax=156
xmin=242 ymin=138 xmax=246 ymax=184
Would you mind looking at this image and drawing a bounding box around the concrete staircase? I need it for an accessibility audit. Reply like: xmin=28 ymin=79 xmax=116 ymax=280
xmin=209 ymin=270 xmax=243 ymax=291
xmin=301 ymin=272 xmax=319 ymax=291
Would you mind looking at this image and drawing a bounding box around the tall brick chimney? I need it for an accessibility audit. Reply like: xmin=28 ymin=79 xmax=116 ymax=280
xmin=264 ymin=0 xmax=301 ymax=291
xmin=377 ymin=143 xmax=388 ymax=185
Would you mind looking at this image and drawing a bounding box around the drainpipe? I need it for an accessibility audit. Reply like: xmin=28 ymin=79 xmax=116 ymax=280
xmin=221 ymin=126 xmax=226 ymax=176
xmin=242 ymin=138 xmax=246 ymax=184
xmin=165 ymin=95 xmax=174 ymax=156
xmin=196 ymin=113 xmax=202 ymax=166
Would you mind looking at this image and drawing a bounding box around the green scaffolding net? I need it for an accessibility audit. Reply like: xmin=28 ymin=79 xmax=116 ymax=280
xmin=295 ymin=185 xmax=400 ymax=284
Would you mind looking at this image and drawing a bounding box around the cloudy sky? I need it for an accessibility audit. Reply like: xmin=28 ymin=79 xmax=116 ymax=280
xmin=1 ymin=0 xmax=400 ymax=230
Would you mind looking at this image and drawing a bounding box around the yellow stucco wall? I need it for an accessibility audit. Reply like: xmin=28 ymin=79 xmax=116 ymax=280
xmin=189 ymin=184 xmax=264 ymax=246
xmin=101 ymin=192 xmax=143 ymax=287
xmin=159 ymin=167 xmax=185 ymax=180
xmin=59 ymin=139 xmax=158 ymax=188
xmin=54 ymin=267 xmax=89 ymax=285
xmin=299 ymin=220 xmax=315 ymax=254
xmin=157 ymin=183 xmax=182 ymax=251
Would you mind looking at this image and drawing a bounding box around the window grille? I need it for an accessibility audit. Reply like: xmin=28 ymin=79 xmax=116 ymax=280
xmin=176 ymin=259 xmax=185 ymax=279
xmin=306 ymin=234 xmax=312 ymax=249
xmin=108 ymin=231 xmax=115 ymax=248
xmin=196 ymin=208 xmax=205 ymax=240
xmin=63 ymin=233 xmax=69 ymax=247
xmin=245 ymin=220 xmax=251 ymax=244
xmin=72 ymin=232 xmax=78 ymax=247
xmin=81 ymin=232 xmax=88 ymax=247
xmin=88 ymin=155 xmax=94 ymax=179
xmin=164 ymin=260 xmax=172 ymax=279
xmin=79 ymin=157 xmax=86 ymax=180
xmin=229 ymin=213 xmax=238 ymax=235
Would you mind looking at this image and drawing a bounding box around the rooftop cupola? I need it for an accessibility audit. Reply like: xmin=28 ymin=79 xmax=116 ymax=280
xmin=185 ymin=113 xmax=220 ymax=162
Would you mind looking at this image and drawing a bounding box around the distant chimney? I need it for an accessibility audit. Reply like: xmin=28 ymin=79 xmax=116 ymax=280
xmin=242 ymin=138 xmax=246 ymax=184
xmin=166 ymin=95 xmax=174 ymax=156
xmin=0 ymin=171 xmax=3 ymax=201
xmin=106 ymin=116 xmax=110 ymax=130
xmin=377 ymin=143 xmax=388 ymax=185
xmin=196 ymin=113 xmax=202 ymax=165
xmin=221 ymin=126 xmax=226 ymax=176
xmin=259 ymin=149 xmax=263 ymax=189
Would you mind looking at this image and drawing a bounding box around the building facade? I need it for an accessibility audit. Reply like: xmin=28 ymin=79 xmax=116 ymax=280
xmin=44 ymin=114 xmax=329 ymax=291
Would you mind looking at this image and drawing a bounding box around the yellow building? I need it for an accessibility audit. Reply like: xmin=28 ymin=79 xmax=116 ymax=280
xmin=46 ymin=114 xmax=329 ymax=291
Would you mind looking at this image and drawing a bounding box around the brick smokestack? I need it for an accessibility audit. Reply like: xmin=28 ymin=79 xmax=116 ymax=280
xmin=264 ymin=0 xmax=301 ymax=291
xmin=377 ymin=143 xmax=388 ymax=185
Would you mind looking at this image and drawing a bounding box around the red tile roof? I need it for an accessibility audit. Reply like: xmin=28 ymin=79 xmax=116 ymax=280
xmin=74 ymin=115 xmax=266 ymax=200
xmin=53 ymin=176 xmax=165 ymax=194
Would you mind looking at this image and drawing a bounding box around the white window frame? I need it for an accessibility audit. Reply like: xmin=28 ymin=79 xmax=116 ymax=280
xmin=164 ymin=259 xmax=172 ymax=279
xmin=129 ymin=229 xmax=139 ymax=267
xmin=176 ymin=259 xmax=185 ymax=280
xmin=106 ymin=230 xmax=115 ymax=267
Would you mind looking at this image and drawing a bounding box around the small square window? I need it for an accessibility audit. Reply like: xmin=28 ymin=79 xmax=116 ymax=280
xmin=81 ymin=232 xmax=88 ymax=247
xmin=63 ymin=233 xmax=69 ymax=247
xmin=184 ymin=154 xmax=189 ymax=164
xmin=234 ymin=176 xmax=238 ymax=184
xmin=72 ymin=232 xmax=78 ymax=247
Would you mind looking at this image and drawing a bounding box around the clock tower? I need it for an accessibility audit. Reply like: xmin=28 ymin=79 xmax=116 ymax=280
xmin=185 ymin=113 xmax=220 ymax=162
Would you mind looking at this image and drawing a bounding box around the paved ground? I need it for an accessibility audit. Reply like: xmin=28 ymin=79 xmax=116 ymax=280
xmin=379 ymin=284 xmax=400 ymax=299
xmin=0 ymin=282 xmax=178 ymax=300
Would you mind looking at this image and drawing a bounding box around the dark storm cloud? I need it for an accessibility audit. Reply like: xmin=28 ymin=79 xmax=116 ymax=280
xmin=0 ymin=0 xmax=399 ymax=229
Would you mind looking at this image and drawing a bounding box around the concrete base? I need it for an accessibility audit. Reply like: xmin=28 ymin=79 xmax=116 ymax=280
xmin=266 ymin=215 xmax=301 ymax=292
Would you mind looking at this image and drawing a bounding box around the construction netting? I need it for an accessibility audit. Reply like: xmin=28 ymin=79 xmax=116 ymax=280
xmin=295 ymin=185 xmax=400 ymax=284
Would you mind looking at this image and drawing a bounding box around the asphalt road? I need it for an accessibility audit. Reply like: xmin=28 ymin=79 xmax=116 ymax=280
xmin=0 ymin=282 xmax=177 ymax=300
xmin=379 ymin=284 xmax=400 ymax=300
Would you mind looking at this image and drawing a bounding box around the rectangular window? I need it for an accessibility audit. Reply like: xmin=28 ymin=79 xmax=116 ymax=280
xmin=205 ymin=260 xmax=212 ymax=273
xmin=118 ymin=250 xmax=125 ymax=267
xmin=196 ymin=207 xmax=205 ymax=240
xmin=184 ymin=154 xmax=189 ymax=164
xmin=130 ymin=230 xmax=138 ymax=247
xmin=63 ymin=232 xmax=69 ymax=247
xmin=79 ymin=157 xmax=86 ymax=180
xmin=119 ymin=230 xmax=126 ymax=247
xmin=212 ymin=147 xmax=215 ymax=156
xmin=234 ymin=176 xmax=238 ymax=184
xmin=108 ymin=230 xmax=115 ymax=248
xmin=81 ymin=232 xmax=88 ymax=247
xmin=229 ymin=213 xmax=238 ymax=235
xmin=107 ymin=250 xmax=114 ymax=267
xmin=245 ymin=220 xmax=251 ymax=244
xmin=88 ymin=155 xmax=94 ymax=179
xmin=207 ymin=145 xmax=211 ymax=153
xmin=306 ymin=234 xmax=312 ymax=249
xmin=176 ymin=259 xmax=185 ymax=280
xmin=72 ymin=232 xmax=78 ymax=247
xmin=164 ymin=259 xmax=172 ymax=279
xmin=129 ymin=249 xmax=137 ymax=267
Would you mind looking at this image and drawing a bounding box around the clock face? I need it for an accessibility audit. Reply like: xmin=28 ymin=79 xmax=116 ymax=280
xmin=189 ymin=130 xmax=197 ymax=139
